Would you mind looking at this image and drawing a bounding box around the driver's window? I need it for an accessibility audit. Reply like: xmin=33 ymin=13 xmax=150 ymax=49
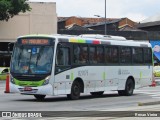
xmin=56 ymin=47 xmax=70 ymax=73
xmin=57 ymin=48 xmax=70 ymax=65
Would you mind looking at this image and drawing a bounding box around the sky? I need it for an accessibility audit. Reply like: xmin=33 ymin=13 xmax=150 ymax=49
xmin=29 ymin=0 xmax=160 ymax=22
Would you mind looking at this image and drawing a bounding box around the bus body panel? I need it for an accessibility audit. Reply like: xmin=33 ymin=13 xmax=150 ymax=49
xmin=53 ymin=66 xmax=152 ymax=95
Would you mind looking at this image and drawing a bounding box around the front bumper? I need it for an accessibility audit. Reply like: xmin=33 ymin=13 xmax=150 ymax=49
xmin=9 ymin=82 xmax=53 ymax=95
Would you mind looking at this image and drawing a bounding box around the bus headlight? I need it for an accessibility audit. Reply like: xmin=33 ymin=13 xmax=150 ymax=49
xmin=43 ymin=76 xmax=50 ymax=85
xmin=10 ymin=75 xmax=15 ymax=84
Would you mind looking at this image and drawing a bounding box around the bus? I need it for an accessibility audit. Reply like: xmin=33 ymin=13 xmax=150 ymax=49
xmin=9 ymin=34 xmax=153 ymax=100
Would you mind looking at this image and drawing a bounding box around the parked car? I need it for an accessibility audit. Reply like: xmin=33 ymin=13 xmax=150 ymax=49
xmin=154 ymin=66 xmax=160 ymax=77
xmin=0 ymin=67 xmax=9 ymax=80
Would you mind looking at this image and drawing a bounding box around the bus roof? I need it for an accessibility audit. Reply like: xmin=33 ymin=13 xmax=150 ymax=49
xmin=56 ymin=34 xmax=151 ymax=47
xmin=17 ymin=34 xmax=151 ymax=47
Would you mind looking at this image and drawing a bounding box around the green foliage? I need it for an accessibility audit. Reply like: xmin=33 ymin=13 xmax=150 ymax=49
xmin=0 ymin=0 xmax=31 ymax=21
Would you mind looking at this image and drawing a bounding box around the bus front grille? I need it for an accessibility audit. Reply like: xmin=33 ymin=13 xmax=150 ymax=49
xmin=14 ymin=76 xmax=46 ymax=81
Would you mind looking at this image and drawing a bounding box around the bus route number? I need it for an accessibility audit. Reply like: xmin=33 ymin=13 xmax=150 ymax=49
xmin=78 ymin=70 xmax=88 ymax=76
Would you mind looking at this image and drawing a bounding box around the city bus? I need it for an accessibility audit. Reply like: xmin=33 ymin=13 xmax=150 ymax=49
xmin=9 ymin=34 xmax=153 ymax=100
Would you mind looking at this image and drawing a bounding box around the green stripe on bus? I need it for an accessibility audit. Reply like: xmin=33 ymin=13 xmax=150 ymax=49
xmin=140 ymin=72 xmax=142 ymax=79
xmin=14 ymin=79 xmax=44 ymax=86
xmin=103 ymin=72 xmax=106 ymax=80
xmin=71 ymin=73 xmax=74 ymax=80
xmin=78 ymin=39 xmax=85 ymax=43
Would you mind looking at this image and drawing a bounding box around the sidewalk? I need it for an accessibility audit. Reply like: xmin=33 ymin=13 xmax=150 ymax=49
xmin=45 ymin=105 xmax=160 ymax=120
xmin=35 ymin=104 xmax=160 ymax=120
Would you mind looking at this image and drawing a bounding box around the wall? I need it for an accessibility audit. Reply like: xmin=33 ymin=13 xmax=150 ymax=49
xmin=0 ymin=2 xmax=57 ymax=42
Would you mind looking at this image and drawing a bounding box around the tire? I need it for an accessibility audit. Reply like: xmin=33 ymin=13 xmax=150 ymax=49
xmin=118 ymin=90 xmax=125 ymax=96
xmin=67 ymin=81 xmax=81 ymax=100
xmin=118 ymin=78 xmax=134 ymax=96
xmin=90 ymin=91 xmax=104 ymax=96
xmin=34 ymin=95 xmax=46 ymax=101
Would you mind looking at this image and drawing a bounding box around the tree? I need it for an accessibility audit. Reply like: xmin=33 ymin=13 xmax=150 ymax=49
xmin=0 ymin=0 xmax=31 ymax=21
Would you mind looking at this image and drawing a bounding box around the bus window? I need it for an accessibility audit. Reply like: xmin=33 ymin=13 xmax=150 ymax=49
xmin=73 ymin=45 xmax=80 ymax=64
xmin=57 ymin=48 xmax=70 ymax=66
xmin=133 ymin=48 xmax=143 ymax=64
xmin=120 ymin=47 xmax=131 ymax=64
xmin=56 ymin=47 xmax=70 ymax=72
xmin=73 ymin=45 xmax=89 ymax=64
xmin=79 ymin=46 xmax=88 ymax=64
xmin=105 ymin=46 xmax=118 ymax=64
xmin=89 ymin=46 xmax=97 ymax=64
xmin=144 ymin=48 xmax=152 ymax=64
xmin=97 ymin=46 xmax=104 ymax=63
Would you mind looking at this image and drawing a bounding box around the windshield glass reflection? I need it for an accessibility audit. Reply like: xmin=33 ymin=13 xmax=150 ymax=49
xmin=11 ymin=45 xmax=54 ymax=74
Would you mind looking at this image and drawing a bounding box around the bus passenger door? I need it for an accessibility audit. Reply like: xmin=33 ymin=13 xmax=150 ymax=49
xmin=54 ymin=44 xmax=71 ymax=95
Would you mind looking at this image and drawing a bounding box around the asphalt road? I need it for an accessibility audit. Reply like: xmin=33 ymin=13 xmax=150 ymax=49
xmin=0 ymin=80 xmax=160 ymax=112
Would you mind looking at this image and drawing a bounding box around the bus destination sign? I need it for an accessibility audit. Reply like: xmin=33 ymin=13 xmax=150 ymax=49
xmin=20 ymin=39 xmax=50 ymax=45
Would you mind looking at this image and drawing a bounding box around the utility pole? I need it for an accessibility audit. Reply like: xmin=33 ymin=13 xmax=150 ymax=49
xmin=105 ymin=0 xmax=107 ymax=35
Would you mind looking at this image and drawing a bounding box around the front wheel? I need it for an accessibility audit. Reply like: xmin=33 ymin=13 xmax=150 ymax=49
xmin=34 ymin=95 xmax=46 ymax=101
xmin=67 ymin=81 xmax=81 ymax=100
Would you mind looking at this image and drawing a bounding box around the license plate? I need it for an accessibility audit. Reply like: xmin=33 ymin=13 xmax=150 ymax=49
xmin=24 ymin=87 xmax=32 ymax=91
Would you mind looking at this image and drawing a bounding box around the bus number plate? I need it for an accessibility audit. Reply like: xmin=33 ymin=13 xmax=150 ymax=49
xmin=24 ymin=87 xmax=32 ymax=91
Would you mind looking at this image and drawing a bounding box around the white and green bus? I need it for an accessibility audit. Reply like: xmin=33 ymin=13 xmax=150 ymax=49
xmin=9 ymin=34 xmax=153 ymax=100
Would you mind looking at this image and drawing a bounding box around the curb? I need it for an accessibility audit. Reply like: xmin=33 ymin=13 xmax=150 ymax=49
xmin=138 ymin=101 xmax=160 ymax=106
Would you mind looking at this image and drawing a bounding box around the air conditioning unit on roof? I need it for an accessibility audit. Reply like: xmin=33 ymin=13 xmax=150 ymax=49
xmin=79 ymin=34 xmax=127 ymax=40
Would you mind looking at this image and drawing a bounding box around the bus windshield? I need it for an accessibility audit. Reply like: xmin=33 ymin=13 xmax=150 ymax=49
xmin=10 ymin=45 xmax=54 ymax=74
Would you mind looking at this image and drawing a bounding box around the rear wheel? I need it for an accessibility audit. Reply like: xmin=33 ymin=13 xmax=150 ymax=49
xmin=118 ymin=90 xmax=125 ymax=96
xmin=67 ymin=81 xmax=81 ymax=100
xmin=90 ymin=91 xmax=104 ymax=96
xmin=118 ymin=78 xmax=134 ymax=96
xmin=34 ymin=95 xmax=46 ymax=101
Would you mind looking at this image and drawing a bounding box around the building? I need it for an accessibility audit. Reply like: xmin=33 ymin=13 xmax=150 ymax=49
xmin=137 ymin=21 xmax=160 ymax=31
xmin=137 ymin=14 xmax=160 ymax=31
xmin=58 ymin=16 xmax=136 ymax=31
xmin=0 ymin=2 xmax=57 ymax=67
xmin=84 ymin=18 xmax=137 ymax=31
xmin=137 ymin=14 xmax=160 ymax=64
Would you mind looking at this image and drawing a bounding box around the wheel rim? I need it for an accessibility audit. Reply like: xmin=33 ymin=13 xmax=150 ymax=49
xmin=73 ymin=84 xmax=80 ymax=96
xmin=127 ymin=82 xmax=133 ymax=94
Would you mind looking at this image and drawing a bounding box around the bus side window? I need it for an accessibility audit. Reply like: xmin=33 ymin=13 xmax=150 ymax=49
xmin=89 ymin=46 xmax=97 ymax=64
xmin=120 ymin=47 xmax=131 ymax=64
xmin=105 ymin=46 xmax=118 ymax=64
xmin=144 ymin=48 xmax=152 ymax=64
xmin=73 ymin=45 xmax=80 ymax=64
xmin=79 ymin=46 xmax=88 ymax=64
xmin=57 ymin=48 xmax=63 ymax=65
xmin=133 ymin=48 xmax=143 ymax=64
xmin=97 ymin=46 xmax=104 ymax=63
xmin=56 ymin=47 xmax=70 ymax=73
xmin=73 ymin=45 xmax=88 ymax=64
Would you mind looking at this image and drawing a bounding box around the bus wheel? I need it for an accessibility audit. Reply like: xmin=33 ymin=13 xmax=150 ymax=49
xmin=67 ymin=81 xmax=81 ymax=100
xmin=125 ymin=78 xmax=134 ymax=96
xmin=118 ymin=78 xmax=134 ymax=96
xmin=90 ymin=91 xmax=104 ymax=96
xmin=34 ymin=95 xmax=46 ymax=101
xmin=118 ymin=90 xmax=126 ymax=96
